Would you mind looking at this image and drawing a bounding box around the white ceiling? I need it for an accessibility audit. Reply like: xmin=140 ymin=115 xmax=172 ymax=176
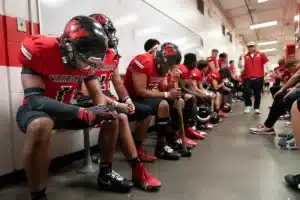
xmin=215 ymin=0 xmax=298 ymax=57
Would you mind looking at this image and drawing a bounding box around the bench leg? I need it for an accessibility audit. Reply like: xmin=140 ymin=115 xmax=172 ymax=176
xmin=76 ymin=128 xmax=98 ymax=174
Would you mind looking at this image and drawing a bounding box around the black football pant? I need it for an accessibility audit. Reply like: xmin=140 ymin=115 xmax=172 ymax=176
xmin=243 ymin=78 xmax=264 ymax=109
xmin=264 ymin=87 xmax=300 ymax=128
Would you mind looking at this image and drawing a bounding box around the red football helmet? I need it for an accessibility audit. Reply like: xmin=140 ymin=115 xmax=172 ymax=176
xmin=90 ymin=13 xmax=118 ymax=49
xmin=60 ymin=15 xmax=108 ymax=75
xmin=155 ymin=42 xmax=181 ymax=76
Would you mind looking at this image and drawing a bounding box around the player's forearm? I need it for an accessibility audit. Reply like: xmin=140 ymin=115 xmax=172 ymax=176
xmin=213 ymin=84 xmax=223 ymax=90
xmin=91 ymin=92 xmax=106 ymax=106
xmin=196 ymin=88 xmax=208 ymax=97
xmin=282 ymin=71 xmax=300 ymax=91
xmin=114 ymin=84 xmax=129 ymax=101
xmin=137 ymin=89 xmax=166 ymax=99
xmin=182 ymin=86 xmax=202 ymax=98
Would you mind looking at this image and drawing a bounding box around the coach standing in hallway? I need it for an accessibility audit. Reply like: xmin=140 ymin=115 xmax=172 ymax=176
xmin=241 ymin=42 xmax=269 ymax=114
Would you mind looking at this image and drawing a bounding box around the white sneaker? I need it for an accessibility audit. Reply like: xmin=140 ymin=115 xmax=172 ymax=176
xmin=249 ymin=124 xmax=276 ymax=135
xmin=254 ymin=109 xmax=261 ymax=114
xmin=244 ymin=106 xmax=251 ymax=113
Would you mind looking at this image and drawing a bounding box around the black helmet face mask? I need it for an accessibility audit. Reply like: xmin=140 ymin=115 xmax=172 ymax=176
xmin=107 ymin=30 xmax=118 ymax=48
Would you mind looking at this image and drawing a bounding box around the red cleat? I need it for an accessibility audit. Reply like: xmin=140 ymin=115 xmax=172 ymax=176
xmin=137 ymin=146 xmax=157 ymax=163
xmin=219 ymin=110 xmax=228 ymax=118
xmin=206 ymin=123 xmax=214 ymax=129
xmin=181 ymin=136 xmax=198 ymax=147
xmin=185 ymin=127 xmax=207 ymax=140
xmin=132 ymin=163 xmax=161 ymax=191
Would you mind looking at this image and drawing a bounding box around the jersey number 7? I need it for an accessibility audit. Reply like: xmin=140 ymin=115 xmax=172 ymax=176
xmin=99 ymin=74 xmax=113 ymax=91
xmin=56 ymin=86 xmax=72 ymax=102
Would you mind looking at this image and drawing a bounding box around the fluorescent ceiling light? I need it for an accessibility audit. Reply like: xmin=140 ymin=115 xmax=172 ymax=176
xmin=115 ymin=14 xmax=138 ymax=27
xmin=136 ymin=26 xmax=161 ymax=36
xmin=258 ymin=40 xmax=277 ymax=46
xmin=40 ymin=0 xmax=68 ymax=7
xmin=260 ymin=48 xmax=276 ymax=53
xmin=250 ymin=21 xmax=278 ymax=30
xmin=295 ymin=15 xmax=299 ymax=22
xmin=258 ymin=0 xmax=268 ymax=3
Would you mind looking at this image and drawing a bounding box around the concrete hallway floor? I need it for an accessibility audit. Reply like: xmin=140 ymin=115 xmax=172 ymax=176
xmin=1 ymin=94 xmax=300 ymax=200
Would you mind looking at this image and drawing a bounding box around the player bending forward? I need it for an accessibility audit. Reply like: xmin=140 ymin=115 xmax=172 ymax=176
xmin=17 ymin=16 xmax=128 ymax=200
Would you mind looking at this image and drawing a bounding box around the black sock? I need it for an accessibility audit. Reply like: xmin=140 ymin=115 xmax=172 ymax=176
xmin=183 ymin=96 xmax=197 ymax=126
xmin=155 ymin=117 xmax=170 ymax=147
xmin=128 ymin=157 xmax=141 ymax=168
xmin=134 ymin=139 xmax=143 ymax=148
xmin=99 ymin=163 xmax=112 ymax=176
xmin=31 ymin=188 xmax=46 ymax=200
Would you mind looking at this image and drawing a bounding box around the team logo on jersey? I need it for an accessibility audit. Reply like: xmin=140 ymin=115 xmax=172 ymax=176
xmin=49 ymin=75 xmax=84 ymax=82
xmin=100 ymin=65 xmax=116 ymax=71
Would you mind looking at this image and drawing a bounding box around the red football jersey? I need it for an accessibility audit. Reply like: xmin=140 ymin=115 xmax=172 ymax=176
xmin=218 ymin=59 xmax=227 ymax=69
xmin=96 ymin=48 xmax=119 ymax=92
xmin=177 ymin=64 xmax=191 ymax=80
xmin=124 ymin=53 xmax=165 ymax=98
xmin=206 ymin=70 xmax=221 ymax=85
xmin=19 ymin=35 xmax=88 ymax=104
xmin=190 ymin=68 xmax=203 ymax=82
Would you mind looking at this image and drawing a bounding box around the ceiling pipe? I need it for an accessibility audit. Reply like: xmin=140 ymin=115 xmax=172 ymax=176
xmin=212 ymin=0 xmax=235 ymax=29
xmin=243 ymin=0 xmax=260 ymax=41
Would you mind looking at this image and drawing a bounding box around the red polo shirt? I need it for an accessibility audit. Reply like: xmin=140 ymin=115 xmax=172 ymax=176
xmin=243 ymin=51 xmax=268 ymax=79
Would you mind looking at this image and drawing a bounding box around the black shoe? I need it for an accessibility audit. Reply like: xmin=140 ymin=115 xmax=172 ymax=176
xmin=178 ymin=148 xmax=192 ymax=157
xmin=285 ymin=174 xmax=300 ymax=190
xmin=155 ymin=145 xmax=180 ymax=160
xmin=98 ymin=170 xmax=134 ymax=193
xmin=168 ymin=139 xmax=193 ymax=150
xmin=32 ymin=195 xmax=48 ymax=200
xmin=278 ymin=132 xmax=293 ymax=139
xmin=31 ymin=189 xmax=47 ymax=200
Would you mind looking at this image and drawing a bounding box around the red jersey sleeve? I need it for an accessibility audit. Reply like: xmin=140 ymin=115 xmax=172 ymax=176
xmin=178 ymin=64 xmax=190 ymax=79
xmin=261 ymin=53 xmax=269 ymax=65
xmin=211 ymin=71 xmax=221 ymax=81
xmin=190 ymin=68 xmax=203 ymax=82
xmin=130 ymin=54 xmax=152 ymax=75
xmin=206 ymin=57 xmax=213 ymax=62
xmin=19 ymin=36 xmax=44 ymax=74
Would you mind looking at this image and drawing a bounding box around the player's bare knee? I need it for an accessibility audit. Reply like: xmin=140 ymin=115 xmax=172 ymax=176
xmin=118 ymin=113 xmax=128 ymax=124
xmin=26 ymin=117 xmax=54 ymax=141
xmin=183 ymin=93 xmax=193 ymax=101
xmin=158 ymin=100 xmax=169 ymax=112
xmin=178 ymin=98 xmax=185 ymax=107
xmin=292 ymin=101 xmax=298 ymax=114
xmin=102 ymin=113 xmax=119 ymax=127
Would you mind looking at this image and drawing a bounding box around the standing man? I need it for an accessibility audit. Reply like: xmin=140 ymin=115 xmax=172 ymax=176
xmin=206 ymin=49 xmax=219 ymax=72
xmin=242 ymin=42 xmax=269 ymax=114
